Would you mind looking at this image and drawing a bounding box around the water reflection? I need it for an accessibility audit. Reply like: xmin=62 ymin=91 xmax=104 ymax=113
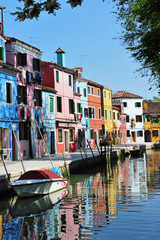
xmin=1 ymin=150 xmax=160 ymax=239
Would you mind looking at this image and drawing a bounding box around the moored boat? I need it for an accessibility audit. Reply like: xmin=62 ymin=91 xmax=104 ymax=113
xmin=9 ymin=169 xmax=67 ymax=198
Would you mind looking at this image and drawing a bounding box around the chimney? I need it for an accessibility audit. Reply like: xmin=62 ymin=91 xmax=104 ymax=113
xmin=0 ymin=6 xmax=5 ymax=36
xmin=55 ymin=48 xmax=66 ymax=67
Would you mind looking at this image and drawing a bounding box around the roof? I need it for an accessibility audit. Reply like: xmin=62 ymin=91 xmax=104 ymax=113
xmin=143 ymin=102 xmax=160 ymax=114
xmin=73 ymin=92 xmax=81 ymax=97
xmin=55 ymin=48 xmax=66 ymax=54
xmin=0 ymin=61 xmax=19 ymax=73
xmin=42 ymin=60 xmax=76 ymax=75
xmin=112 ymin=91 xmax=142 ymax=99
xmin=87 ymin=79 xmax=103 ymax=88
xmin=42 ymin=86 xmax=57 ymax=93
xmin=5 ymin=37 xmax=42 ymax=53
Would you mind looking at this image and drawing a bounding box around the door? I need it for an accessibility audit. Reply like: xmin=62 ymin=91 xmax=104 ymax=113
xmin=131 ymin=131 xmax=136 ymax=142
xmin=64 ymin=131 xmax=69 ymax=152
xmin=51 ymin=131 xmax=55 ymax=154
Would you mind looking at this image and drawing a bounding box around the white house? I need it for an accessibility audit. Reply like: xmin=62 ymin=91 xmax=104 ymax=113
xmin=112 ymin=91 xmax=144 ymax=144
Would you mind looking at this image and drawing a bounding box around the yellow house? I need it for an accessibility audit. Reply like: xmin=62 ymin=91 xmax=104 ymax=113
xmin=143 ymin=101 xmax=160 ymax=142
xmin=103 ymin=87 xmax=113 ymax=140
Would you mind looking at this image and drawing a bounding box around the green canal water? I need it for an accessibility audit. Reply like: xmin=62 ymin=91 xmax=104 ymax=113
xmin=1 ymin=149 xmax=160 ymax=239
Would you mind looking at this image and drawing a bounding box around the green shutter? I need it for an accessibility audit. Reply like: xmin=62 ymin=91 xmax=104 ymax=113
xmin=57 ymin=96 xmax=62 ymax=112
xmin=56 ymin=71 xmax=59 ymax=82
xmin=137 ymin=131 xmax=139 ymax=137
xmin=99 ymin=129 xmax=103 ymax=137
xmin=0 ymin=47 xmax=4 ymax=61
xmin=50 ymin=98 xmax=53 ymax=112
xmin=90 ymin=129 xmax=94 ymax=139
xmin=69 ymin=75 xmax=71 ymax=86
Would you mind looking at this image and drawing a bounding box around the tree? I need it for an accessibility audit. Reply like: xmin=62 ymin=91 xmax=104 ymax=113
xmin=112 ymin=0 xmax=160 ymax=90
xmin=12 ymin=0 xmax=84 ymax=21
xmin=148 ymin=96 xmax=160 ymax=102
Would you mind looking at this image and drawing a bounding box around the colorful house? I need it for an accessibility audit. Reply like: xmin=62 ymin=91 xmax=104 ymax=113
xmin=112 ymin=102 xmax=127 ymax=144
xmin=5 ymin=37 xmax=43 ymax=159
xmin=112 ymin=105 xmax=121 ymax=145
xmin=112 ymin=91 xmax=144 ymax=143
xmin=73 ymin=67 xmax=90 ymax=148
xmin=103 ymin=87 xmax=113 ymax=140
xmin=42 ymin=48 xmax=77 ymax=153
xmin=143 ymin=101 xmax=160 ymax=142
xmin=42 ymin=86 xmax=57 ymax=154
xmin=87 ymin=80 xmax=104 ymax=147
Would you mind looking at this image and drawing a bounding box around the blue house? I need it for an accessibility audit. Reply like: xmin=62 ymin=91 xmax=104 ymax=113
xmin=0 ymin=34 xmax=19 ymax=160
xmin=73 ymin=68 xmax=90 ymax=147
xmin=42 ymin=86 xmax=57 ymax=154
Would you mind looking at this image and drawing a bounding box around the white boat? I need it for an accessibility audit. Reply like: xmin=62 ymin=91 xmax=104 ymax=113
xmin=9 ymin=169 xmax=67 ymax=198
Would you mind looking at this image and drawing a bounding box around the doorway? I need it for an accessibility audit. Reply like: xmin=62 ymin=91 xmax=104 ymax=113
xmin=64 ymin=131 xmax=69 ymax=152
xmin=51 ymin=131 xmax=55 ymax=154
xmin=145 ymin=130 xmax=151 ymax=142
xmin=131 ymin=131 xmax=136 ymax=142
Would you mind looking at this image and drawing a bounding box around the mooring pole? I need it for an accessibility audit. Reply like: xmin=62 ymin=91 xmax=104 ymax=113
xmin=62 ymin=151 xmax=70 ymax=178
xmin=87 ymin=140 xmax=96 ymax=161
xmin=1 ymin=150 xmax=10 ymax=181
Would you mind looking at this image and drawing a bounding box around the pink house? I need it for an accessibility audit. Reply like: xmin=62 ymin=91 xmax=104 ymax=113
xmin=5 ymin=37 xmax=44 ymax=159
xmin=42 ymin=48 xmax=80 ymax=154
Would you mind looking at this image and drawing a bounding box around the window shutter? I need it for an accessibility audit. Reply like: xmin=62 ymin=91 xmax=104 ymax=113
xmin=56 ymin=71 xmax=59 ymax=82
xmin=22 ymin=53 xmax=27 ymax=66
xmin=0 ymin=47 xmax=4 ymax=61
xmin=50 ymin=98 xmax=53 ymax=112
xmin=137 ymin=131 xmax=139 ymax=137
xmin=135 ymin=102 xmax=137 ymax=107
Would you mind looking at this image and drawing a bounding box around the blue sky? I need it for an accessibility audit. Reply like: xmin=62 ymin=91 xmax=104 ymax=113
xmin=1 ymin=0 xmax=158 ymax=99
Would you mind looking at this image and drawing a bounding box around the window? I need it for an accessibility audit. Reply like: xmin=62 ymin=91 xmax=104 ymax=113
xmin=77 ymin=103 xmax=81 ymax=113
xmin=126 ymin=115 xmax=130 ymax=122
xmin=6 ymin=82 xmax=12 ymax=104
xmin=98 ymin=89 xmax=100 ymax=96
xmin=104 ymin=91 xmax=106 ymax=98
xmin=152 ymin=130 xmax=158 ymax=137
xmin=123 ymin=102 xmax=127 ymax=107
xmin=124 ymin=118 xmax=126 ymax=124
xmin=113 ymin=112 xmax=116 ymax=120
xmin=34 ymin=89 xmax=42 ymax=107
xmin=136 ymin=115 xmax=142 ymax=122
xmin=88 ymin=86 xmax=90 ymax=94
xmin=91 ymin=87 xmax=94 ymax=95
xmin=135 ymin=102 xmax=141 ymax=107
xmin=78 ymin=72 xmax=81 ymax=78
xmin=58 ymin=129 xmax=63 ymax=143
xmin=109 ymin=92 xmax=111 ymax=99
xmin=77 ymin=87 xmax=80 ymax=93
xmin=144 ymin=115 xmax=150 ymax=123
xmin=56 ymin=70 xmax=59 ymax=83
xmin=68 ymin=75 xmax=72 ymax=86
xmin=84 ymin=108 xmax=88 ymax=117
xmin=83 ymin=88 xmax=86 ymax=97
xmin=99 ymin=108 xmax=101 ymax=119
xmin=89 ymin=107 xmax=92 ymax=118
xmin=92 ymin=108 xmax=95 ymax=119
xmin=69 ymin=99 xmax=75 ymax=114
xmin=17 ymin=52 xmax=27 ymax=67
xmin=33 ymin=58 xmax=41 ymax=72
xmin=19 ymin=122 xmax=29 ymax=140
xmin=57 ymin=96 xmax=62 ymax=112
xmin=50 ymin=96 xmax=54 ymax=113
xmin=152 ymin=116 xmax=159 ymax=124
xmin=17 ymin=85 xmax=27 ymax=104
xmin=105 ymin=109 xmax=107 ymax=120
xmin=127 ymin=130 xmax=130 ymax=137
xmin=117 ymin=113 xmax=119 ymax=120
xmin=110 ymin=110 xmax=112 ymax=120
xmin=0 ymin=47 xmax=4 ymax=61
xmin=69 ymin=129 xmax=74 ymax=142
xmin=137 ymin=131 xmax=143 ymax=137
xmin=90 ymin=129 xmax=94 ymax=139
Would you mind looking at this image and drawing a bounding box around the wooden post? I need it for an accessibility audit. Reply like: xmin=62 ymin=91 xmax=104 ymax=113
xmin=87 ymin=140 xmax=96 ymax=162
xmin=1 ymin=150 xmax=10 ymax=181
xmin=62 ymin=151 xmax=70 ymax=178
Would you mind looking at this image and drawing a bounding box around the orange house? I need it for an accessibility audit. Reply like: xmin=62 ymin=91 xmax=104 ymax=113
xmin=87 ymin=80 xmax=104 ymax=147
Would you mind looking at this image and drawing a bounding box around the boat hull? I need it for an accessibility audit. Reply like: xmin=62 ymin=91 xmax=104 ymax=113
xmin=10 ymin=178 xmax=67 ymax=198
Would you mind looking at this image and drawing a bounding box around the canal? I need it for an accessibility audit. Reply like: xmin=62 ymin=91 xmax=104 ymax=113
xmin=0 ymin=149 xmax=160 ymax=239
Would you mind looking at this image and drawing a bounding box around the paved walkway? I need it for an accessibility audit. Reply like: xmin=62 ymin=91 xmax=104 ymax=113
xmin=0 ymin=142 xmax=154 ymax=178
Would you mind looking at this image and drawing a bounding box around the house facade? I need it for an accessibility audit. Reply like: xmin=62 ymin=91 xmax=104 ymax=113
xmin=73 ymin=67 xmax=90 ymax=147
xmin=112 ymin=91 xmax=144 ymax=144
xmin=0 ymin=34 xmax=19 ymax=160
xmin=87 ymin=80 xmax=104 ymax=147
xmin=143 ymin=101 xmax=160 ymax=142
xmin=112 ymin=102 xmax=127 ymax=144
xmin=42 ymin=48 xmax=77 ymax=154
xmin=112 ymin=106 xmax=121 ymax=145
xmin=5 ymin=37 xmax=43 ymax=159
xmin=103 ymin=87 xmax=113 ymax=141
xmin=42 ymin=86 xmax=57 ymax=154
